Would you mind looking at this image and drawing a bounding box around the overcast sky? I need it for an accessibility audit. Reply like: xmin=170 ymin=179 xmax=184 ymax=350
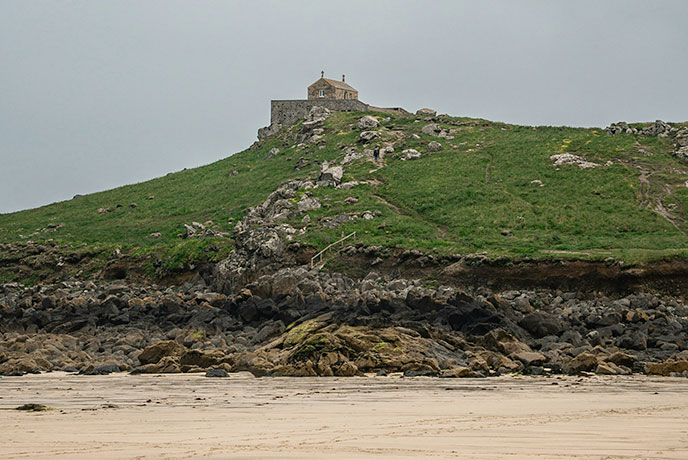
xmin=1 ymin=0 xmax=687 ymax=214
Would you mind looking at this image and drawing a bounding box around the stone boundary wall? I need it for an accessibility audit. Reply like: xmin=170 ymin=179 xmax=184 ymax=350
xmin=271 ymin=99 xmax=369 ymax=126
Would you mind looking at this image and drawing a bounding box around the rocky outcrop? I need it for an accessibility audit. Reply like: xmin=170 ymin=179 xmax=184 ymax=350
xmin=213 ymin=178 xmax=315 ymax=294
xmin=138 ymin=340 xmax=185 ymax=365
xmin=607 ymin=120 xmax=678 ymax=137
xmin=317 ymin=162 xmax=343 ymax=187
xmin=550 ymin=153 xmax=600 ymax=169
xmin=416 ymin=108 xmax=437 ymax=116
xmin=645 ymin=360 xmax=688 ymax=376
xmin=673 ymin=128 xmax=688 ymax=162
xmin=2 ymin=269 xmax=688 ymax=377
xmin=639 ymin=120 xmax=674 ymax=137
xmin=358 ymin=115 xmax=379 ymax=130
xmin=606 ymin=122 xmax=634 ymax=135
xmin=421 ymin=123 xmax=453 ymax=139
xmin=358 ymin=131 xmax=378 ymax=143
xmin=606 ymin=120 xmax=688 ymax=162
xmin=299 ymin=106 xmax=330 ymax=144
xmin=258 ymin=123 xmax=282 ymax=141
xmin=214 ymin=223 xmax=289 ymax=295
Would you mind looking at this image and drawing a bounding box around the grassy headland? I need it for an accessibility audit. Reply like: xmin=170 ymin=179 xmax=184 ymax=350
xmin=1 ymin=110 xmax=687 ymax=283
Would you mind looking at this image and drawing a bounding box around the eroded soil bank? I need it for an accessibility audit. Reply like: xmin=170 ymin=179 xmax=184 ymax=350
xmin=1 ymin=372 xmax=687 ymax=460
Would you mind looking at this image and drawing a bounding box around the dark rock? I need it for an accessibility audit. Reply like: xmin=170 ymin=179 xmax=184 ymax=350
xmin=510 ymin=351 xmax=546 ymax=367
xmin=15 ymin=404 xmax=49 ymax=411
xmin=205 ymin=368 xmax=229 ymax=378
xmin=81 ymin=363 xmax=121 ymax=375
xmin=519 ymin=312 xmax=562 ymax=338
xmin=587 ymin=311 xmax=621 ymax=327
xmin=94 ymin=363 xmax=121 ymax=374
xmin=237 ymin=301 xmax=258 ymax=322
xmin=585 ymin=330 xmax=601 ymax=346
xmin=605 ymin=351 xmax=638 ymax=368
xmin=405 ymin=291 xmax=446 ymax=313
xmin=179 ymin=350 xmax=224 ymax=369
xmin=447 ymin=297 xmax=504 ymax=335
xmin=616 ymin=332 xmax=647 ymax=351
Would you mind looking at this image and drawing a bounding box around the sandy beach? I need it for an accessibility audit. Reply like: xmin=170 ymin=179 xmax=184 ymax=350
xmin=1 ymin=373 xmax=687 ymax=459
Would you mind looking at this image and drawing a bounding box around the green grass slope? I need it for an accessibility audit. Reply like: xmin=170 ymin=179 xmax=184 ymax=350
xmin=2 ymin=110 xmax=688 ymax=282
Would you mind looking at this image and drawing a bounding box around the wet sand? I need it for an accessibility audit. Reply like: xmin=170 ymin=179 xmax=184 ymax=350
xmin=1 ymin=372 xmax=687 ymax=459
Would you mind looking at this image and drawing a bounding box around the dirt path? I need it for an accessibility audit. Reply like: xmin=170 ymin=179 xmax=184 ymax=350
xmin=2 ymin=373 xmax=688 ymax=460
xmin=485 ymin=152 xmax=494 ymax=184
xmin=637 ymin=167 xmax=686 ymax=235
xmin=616 ymin=159 xmax=687 ymax=235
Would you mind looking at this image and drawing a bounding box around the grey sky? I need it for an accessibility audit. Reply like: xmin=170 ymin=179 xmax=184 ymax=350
xmin=1 ymin=0 xmax=687 ymax=214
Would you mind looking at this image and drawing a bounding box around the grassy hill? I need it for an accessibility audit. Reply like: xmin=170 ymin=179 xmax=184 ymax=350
xmin=2 ymin=109 xmax=688 ymax=283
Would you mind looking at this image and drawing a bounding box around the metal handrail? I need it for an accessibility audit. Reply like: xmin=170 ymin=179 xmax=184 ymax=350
xmin=310 ymin=231 xmax=356 ymax=269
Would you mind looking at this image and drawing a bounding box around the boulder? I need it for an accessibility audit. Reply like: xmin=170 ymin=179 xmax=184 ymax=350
xmin=416 ymin=108 xmax=437 ymax=116
xmin=148 ymin=356 xmax=182 ymax=374
xmin=510 ymin=351 xmax=546 ymax=367
xmin=359 ymin=131 xmax=379 ymax=143
xmin=421 ymin=123 xmax=442 ymax=136
xmin=441 ymin=366 xmax=471 ymax=378
xmin=266 ymin=147 xmax=280 ymax=159
xmin=480 ymin=330 xmax=532 ymax=355
xmin=179 ymin=349 xmax=225 ymax=369
xmin=639 ymin=120 xmax=672 ymax=137
xmin=335 ymin=361 xmax=359 ymax=377
xmin=427 ymin=141 xmax=442 ymax=152
xmin=606 ymin=122 xmax=629 ymax=135
xmin=596 ymin=362 xmax=628 ymax=375
xmin=358 ymin=115 xmax=380 ymax=130
xmin=564 ymin=352 xmax=598 ymax=374
xmin=401 ymin=149 xmax=421 ymax=160
xmin=306 ymin=106 xmax=331 ymax=124
xmin=195 ymin=292 xmax=227 ymax=307
xmin=550 ymin=153 xmax=600 ymax=169
xmin=205 ymin=368 xmax=229 ymax=378
xmin=448 ymin=298 xmax=504 ymax=335
xmin=616 ymin=332 xmax=647 ymax=351
xmin=645 ymin=360 xmax=688 ymax=376
xmin=518 ymin=312 xmax=562 ymax=338
xmin=605 ymin=351 xmax=637 ymax=368
xmin=0 ymin=357 xmax=42 ymax=375
xmin=317 ymin=162 xmax=344 ymax=187
xmin=81 ymin=363 xmax=121 ymax=375
xmin=138 ymin=340 xmax=185 ymax=365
